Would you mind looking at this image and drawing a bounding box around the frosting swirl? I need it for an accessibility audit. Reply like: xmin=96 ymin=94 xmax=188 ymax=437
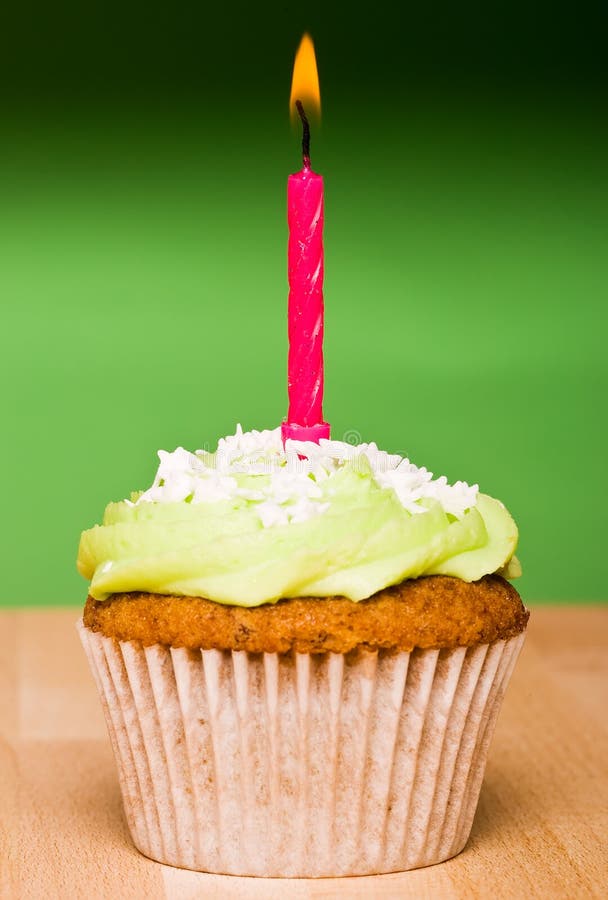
xmin=78 ymin=426 xmax=519 ymax=606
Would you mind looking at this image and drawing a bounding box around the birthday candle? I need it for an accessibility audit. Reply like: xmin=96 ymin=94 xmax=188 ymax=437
xmin=282 ymin=34 xmax=330 ymax=445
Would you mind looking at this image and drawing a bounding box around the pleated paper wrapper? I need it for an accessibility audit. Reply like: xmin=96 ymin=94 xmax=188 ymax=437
xmin=78 ymin=622 xmax=525 ymax=877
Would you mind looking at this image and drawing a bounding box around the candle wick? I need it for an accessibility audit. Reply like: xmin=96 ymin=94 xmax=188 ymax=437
xmin=296 ymin=100 xmax=311 ymax=169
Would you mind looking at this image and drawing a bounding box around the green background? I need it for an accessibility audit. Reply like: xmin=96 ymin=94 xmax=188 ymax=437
xmin=1 ymin=2 xmax=606 ymax=606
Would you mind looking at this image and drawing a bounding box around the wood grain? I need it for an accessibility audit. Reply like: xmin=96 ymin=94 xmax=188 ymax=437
xmin=1 ymin=607 xmax=607 ymax=899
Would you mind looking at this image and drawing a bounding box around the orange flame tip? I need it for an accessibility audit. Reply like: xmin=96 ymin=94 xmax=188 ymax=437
xmin=290 ymin=33 xmax=321 ymax=123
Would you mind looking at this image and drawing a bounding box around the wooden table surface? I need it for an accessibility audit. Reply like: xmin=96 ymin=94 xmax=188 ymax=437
xmin=1 ymin=606 xmax=607 ymax=899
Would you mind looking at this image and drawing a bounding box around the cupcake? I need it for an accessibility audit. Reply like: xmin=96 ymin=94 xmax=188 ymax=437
xmin=77 ymin=425 xmax=528 ymax=876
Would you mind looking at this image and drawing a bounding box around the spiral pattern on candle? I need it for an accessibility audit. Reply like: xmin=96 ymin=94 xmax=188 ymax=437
xmin=287 ymin=172 xmax=325 ymax=427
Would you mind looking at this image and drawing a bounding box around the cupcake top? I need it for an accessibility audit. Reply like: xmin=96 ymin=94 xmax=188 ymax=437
xmin=78 ymin=425 xmax=520 ymax=607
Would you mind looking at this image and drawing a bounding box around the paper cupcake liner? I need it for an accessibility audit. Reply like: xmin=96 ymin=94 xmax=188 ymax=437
xmin=78 ymin=622 xmax=525 ymax=877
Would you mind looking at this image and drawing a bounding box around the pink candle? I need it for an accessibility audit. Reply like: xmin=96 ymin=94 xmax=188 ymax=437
xmin=281 ymin=99 xmax=330 ymax=445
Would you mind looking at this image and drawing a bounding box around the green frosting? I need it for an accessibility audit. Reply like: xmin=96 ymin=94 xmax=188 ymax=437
xmin=78 ymin=464 xmax=518 ymax=606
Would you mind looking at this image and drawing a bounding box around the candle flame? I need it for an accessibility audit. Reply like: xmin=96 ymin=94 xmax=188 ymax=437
xmin=290 ymin=33 xmax=321 ymax=123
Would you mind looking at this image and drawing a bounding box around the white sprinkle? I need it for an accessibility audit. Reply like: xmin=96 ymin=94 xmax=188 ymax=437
xmin=133 ymin=425 xmax=478 ymax=525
